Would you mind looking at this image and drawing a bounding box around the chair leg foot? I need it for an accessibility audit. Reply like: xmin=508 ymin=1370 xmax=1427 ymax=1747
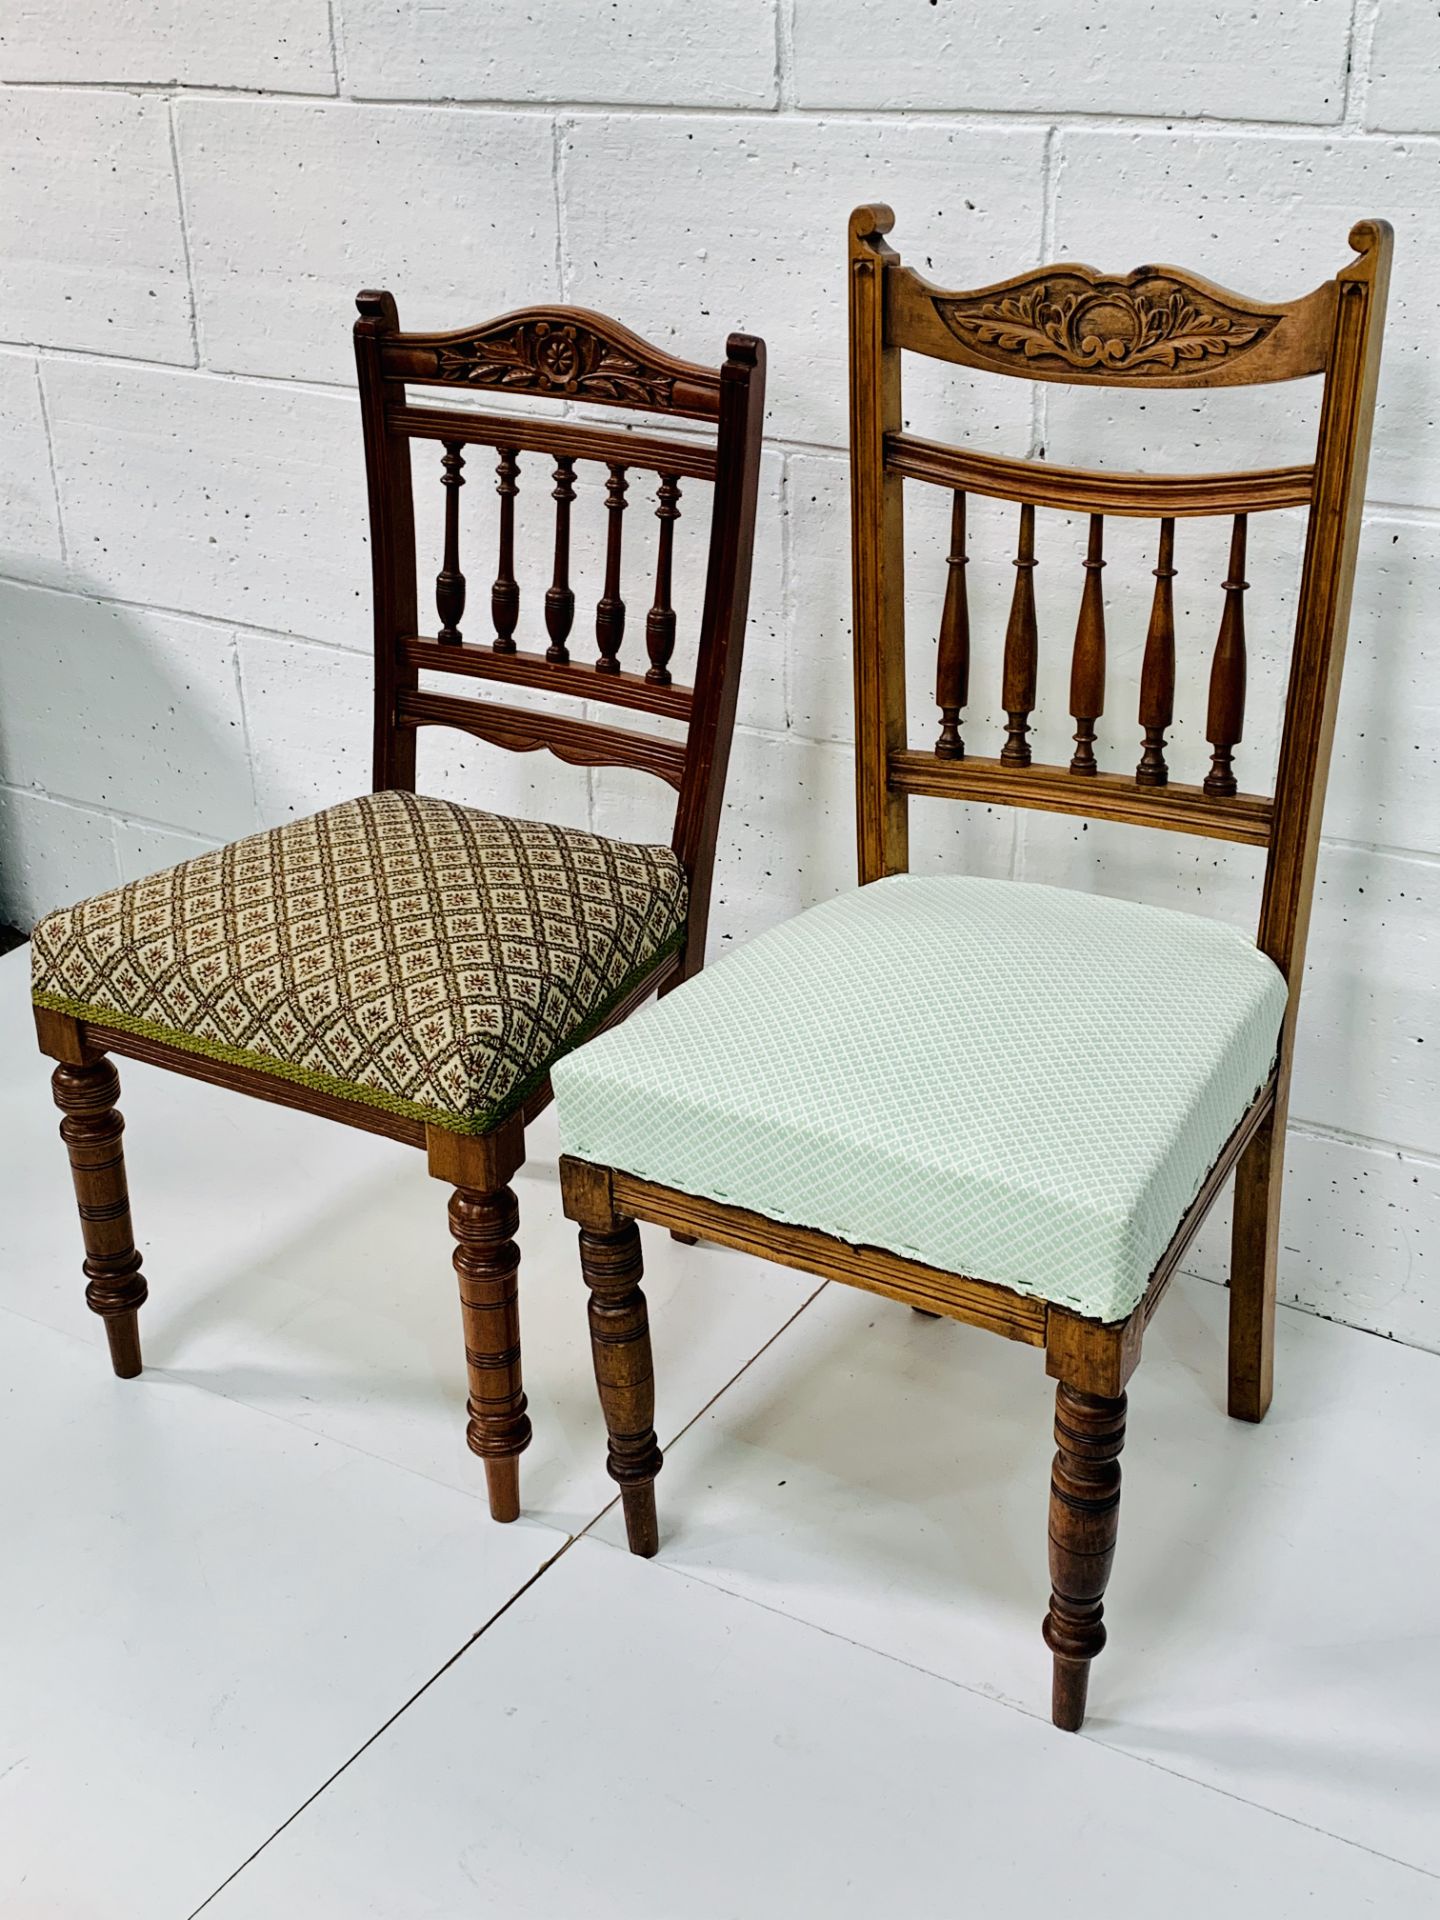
xmin=52 ymin=1059 xmax=148 ymax=1378
xmin=1229 ymin=1109 xmax=1283 ymax=1423
xmin=103 ymin=1310 xmax=144 ymax=1381
xmin=1050 ymin=1655 xmax=1092 ymax=1733
xmin=669 ymin=1230 xmax=698 ymax=1246
xmin=449 ymin=1183 xmax=532 ymax=1521
xmin=1042 ymin=1381 xmax=1126 ymax=1732
xmin=578 ymin=1216 xmax=663 ymax=1557
xmin=483 ymin=1455 xmax=521 ymax=1525
xmin=620 ymin=1483 xmax=660 ymax=1558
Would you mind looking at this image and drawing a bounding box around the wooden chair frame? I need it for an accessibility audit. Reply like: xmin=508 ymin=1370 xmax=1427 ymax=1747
xmin=560 ymin=206 xmax=1390 ymax=1727
xmin=35 ymin=294 xmax=766 ymax=1524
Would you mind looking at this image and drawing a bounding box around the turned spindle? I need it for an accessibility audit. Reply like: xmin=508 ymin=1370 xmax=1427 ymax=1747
xmin=491 ymin=446 xmax=520 ymax=653
xmin=1068 ymin=514 xmax=1106 ymax=775
xmin=1136 ymin=517 xmax=1177 ymax=786
xmin=645 ymin=473 xmax=682 ymax=687
xmin=1204 ymin=513 xmax=1249 ymax=797
xmin=595 ymin=462 xmax=629 ymax=674
xmin=1001 ymin=502 xmax=1039 ymax=767
xmin=545 ymin=455 xmax=577 ymax=663
xmin=435 ymin=440 xmax=466 ymax=645
xmin=934 ymin=490 xmax=970 ymax=759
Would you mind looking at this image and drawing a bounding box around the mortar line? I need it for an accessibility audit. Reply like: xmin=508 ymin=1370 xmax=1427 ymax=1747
xmin=0 ymin=80 xmax=1404 ymax=142
xmin=775 ymin=0 xmax=797 ymax=111
xmin=324 ymin=0 xmax=345 ymax=96
xmin=1340 ymin=0 xmax=1383 ymax=132
xmin=229 ymin=635 xmax=265 ymax=831
xmin=164 ymin=96 xmax=203 ymax=369
xmin=30 ymin=361 xmax=69 ymax=569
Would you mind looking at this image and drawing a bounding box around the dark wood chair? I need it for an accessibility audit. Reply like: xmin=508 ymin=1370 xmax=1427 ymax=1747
xmin=30 ymin=297 xmax=765 ymax=1523
xmin=555 ymin=207 xmax=1389 ymax=1726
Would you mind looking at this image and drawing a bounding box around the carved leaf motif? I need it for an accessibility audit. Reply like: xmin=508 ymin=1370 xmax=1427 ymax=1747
xmin=436 ymin=318 xmax=677 ymax=407
xmin=934 ymin=273 xmax=1279 ymax=377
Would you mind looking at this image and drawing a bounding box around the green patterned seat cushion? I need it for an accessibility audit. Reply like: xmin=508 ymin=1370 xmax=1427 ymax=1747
xmin=32 ymin=789 xmax=687 ymax=1136
xmin=552 ymin=875 xmax=1287 ymax=1322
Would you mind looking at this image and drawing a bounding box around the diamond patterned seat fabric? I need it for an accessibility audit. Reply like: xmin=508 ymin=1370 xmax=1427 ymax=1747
xmin=31 ymin=790 xmax=687 ymax=1137
xmin=552 ymin=875 xmax=1288 ymax=1322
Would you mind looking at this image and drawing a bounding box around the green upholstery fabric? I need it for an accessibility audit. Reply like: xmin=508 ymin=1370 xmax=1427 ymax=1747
xmin=552 ymin=875 xmax=1287 ymax=1321
xmin=32 ymin=789 xmax=687 ymax=1136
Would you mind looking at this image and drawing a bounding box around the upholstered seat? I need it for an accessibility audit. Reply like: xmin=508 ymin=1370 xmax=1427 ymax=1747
xmin=553 ymin=875 xmax=1287 ymax=1322
xmin=32 ymin=789 xmax=687 ymax=1136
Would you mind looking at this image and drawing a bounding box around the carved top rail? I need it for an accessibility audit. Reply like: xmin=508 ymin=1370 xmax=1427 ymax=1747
xmin=886 ymin=434 xmax=1314 ymax=518
xmin=374 ymin=304 xmax=724 ymax=421
xmin=885 ymin=257 xmax=1337 ymax=390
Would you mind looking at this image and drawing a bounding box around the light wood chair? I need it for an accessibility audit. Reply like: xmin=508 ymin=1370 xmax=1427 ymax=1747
xmin=555 ymin=207 xmax=1389 ymax=1726
xmin=31 ymin=296 xmax=765 ymax=1523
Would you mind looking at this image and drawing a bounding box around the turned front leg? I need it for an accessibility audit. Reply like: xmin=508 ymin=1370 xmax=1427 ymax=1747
xmin=1043 ymin=1382 xmax=1126 ymax=1732
xmin=449 ymin=1184 xmax=533 ymax=1523
xmin=52 ymin=1058 xmax=148 ymax=1378
xmin=579 ymin=1218 xmax=662 ymax=1557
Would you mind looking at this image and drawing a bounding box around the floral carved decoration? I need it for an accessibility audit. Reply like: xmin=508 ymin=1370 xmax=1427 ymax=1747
xmin=933 ymin=273 xmax=1280 ymax=378
xmin=435 ymin=318 xmax=678 ymax=407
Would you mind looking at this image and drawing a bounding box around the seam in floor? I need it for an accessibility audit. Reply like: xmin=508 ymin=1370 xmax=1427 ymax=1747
xmin=576 ymin=1274 xmax=832 ymax=1544
xmin=606 ymin=1543 xmax=1440 ymax=1890
xmin=181 ymin=1277 xmax=834 ymax=1914
xmin=37 ymin=1227 xmax=1438 ymax=1905
xmin=184 ymin=1529 xmax=582 ymax=1919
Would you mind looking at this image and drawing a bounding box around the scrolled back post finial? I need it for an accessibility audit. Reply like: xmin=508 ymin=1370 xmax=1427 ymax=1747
xmin=354 ymin=288 xmax=399 ymax=335
xmin=722 ymin=332 xmax=764 ymax=375
xmin=849 ymin=202 xmax=897 ymax=251
xmin=1346 ymin=218 xmax=1390 ymax=263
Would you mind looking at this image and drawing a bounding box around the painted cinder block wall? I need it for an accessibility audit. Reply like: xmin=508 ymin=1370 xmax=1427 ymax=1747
xmin=0 ymin=3 xmax=1435 ymax=1349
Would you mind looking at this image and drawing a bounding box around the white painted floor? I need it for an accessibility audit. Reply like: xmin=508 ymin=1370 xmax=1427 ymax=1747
xmin=1 ymin=943 xmax=1436 ymax=1918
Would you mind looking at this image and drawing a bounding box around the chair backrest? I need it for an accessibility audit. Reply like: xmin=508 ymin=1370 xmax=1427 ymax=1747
xmin=354 ymin=294 xmax=766 ymax=974
xmin=848 ymin=205 xmax=1390 ymax=1007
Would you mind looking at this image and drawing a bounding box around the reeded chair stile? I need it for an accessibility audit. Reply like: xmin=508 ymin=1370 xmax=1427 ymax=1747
xmin=31 ymin=296 xmax=766 ymax=1523
xmin=554 ymin=208 xmax=1389 ymax=1728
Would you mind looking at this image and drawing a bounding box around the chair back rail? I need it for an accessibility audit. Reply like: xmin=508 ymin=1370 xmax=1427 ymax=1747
xmin=355 ymin=293 xmax=766 ymax=979
xmin=849 ymin=205 xmax=1391 ymax=998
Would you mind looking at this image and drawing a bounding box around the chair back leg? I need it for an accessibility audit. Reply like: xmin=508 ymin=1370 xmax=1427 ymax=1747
xmin=1228 ymin=1105 xmax=1285 ymax=1422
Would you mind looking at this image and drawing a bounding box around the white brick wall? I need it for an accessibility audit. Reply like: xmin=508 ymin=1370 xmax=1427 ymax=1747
xmin=1 ymin=3 xmax=1436 ymax=1350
